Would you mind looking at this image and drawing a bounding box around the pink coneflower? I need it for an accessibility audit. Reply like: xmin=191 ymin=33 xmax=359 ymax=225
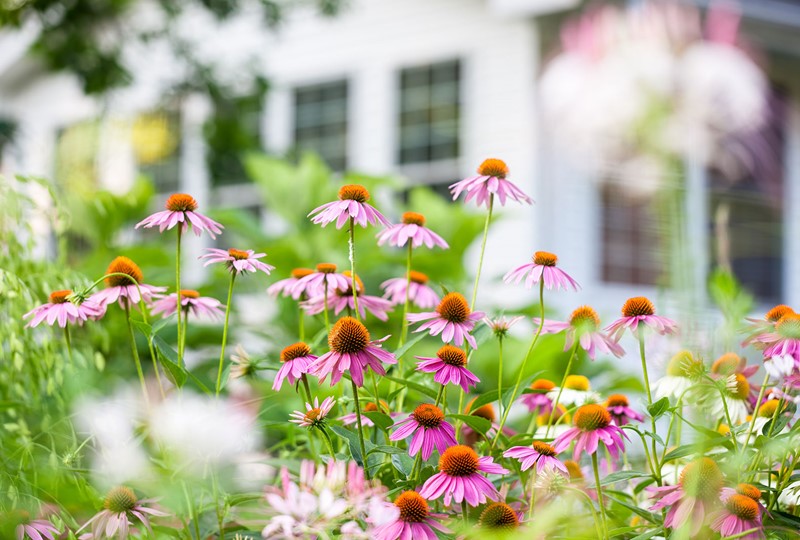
xmin=200 ymin=248 xmax=274 ymax=275
xmin=605 ymin=297 xmax=678 ymax=342
xmin=229 ymin=345 xmax=259 ymax=380
xmin=389 ymin=404 xmax=457 ymax=460
xmin=293 ymin=263 xmax=351 ymax=297
xmin=521 ymin=379 xmax=556 ymax=415
xmin=536 ymin=306 xmax=625 ymax=359
xmin=341 ymin=400 xmax=400 ymax=427
xmin=751 ymin=313 xmax=800 ymax=362
xmin=89 ymin=257 xmax=166 ymax=309
xmin=503 ymin=251 xmax=580 ymax=291
xmin=742 ymin=304 xmax=795 ymax=347
xmin=303 ymin=272 xmax=393 ymax=321
xmin=711 ymin=492 xmax=765 ymax=540
xmin=308 ymin=317 xmax=397 ymax=387
xmin=15 ymin=514 xmax=60 ymax=540
xmin=24 ymin=290 xmax=104 ymax=328
xmin=604 ymin=394 xmax=644 ymax=425
xmin=274 ymin=342 xmax=317 ymax=391
xmin=408 ymin=292 xmax=484 ymax=349
xmin=376 ymin=212 xmax=448 ymax=249
xmin=267 ymin=268 xmax=315 ymax=299
xmin=380 ymin=271 xmax=440 ymax=309
xmin=77 ymin=486 xmax=167 ymax=539
xmin=419 ymin=445 xmax=509 ymax=507
xmin=135 ymin=193 xmax=223 ymax=239
xmin=289 ymin=396 xmax=336 ymax=428
xmin=553 ymin=404 xmax=628 ymax=460
xmin=449 ymin=158 xmax=533 ymax=208
xmin=478 ymin=502 xmax=521 ymax=531
xmin=415 ymin=345 xmax=480 ymax=392
xmin=150 ymin=289 xmax=225 ymax=319
xmin=649 ymin=458 xmax=724 ymax=536
xmin=308 ymin=184 xmax=391 ymax=229
xmin=503 ymin=441 xmax=568 ymax=475
xmin=372 ymin=491 xmax=450 ymax=540
xmin=461 ymin=400 xmax=513 ymax=447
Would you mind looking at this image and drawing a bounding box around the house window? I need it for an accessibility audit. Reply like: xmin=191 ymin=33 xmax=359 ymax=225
xmin=293 ymin=80 xmax=348 ymax=171
xmin=600 ymin=184 xmax=663 ymax=286
xmin=132 ymin=111 xmax=181 ymax=193
xmin=209 ymin=90 xmax=265 ymax=187
xmin=398 ymin=60 xmax=460 ymax=164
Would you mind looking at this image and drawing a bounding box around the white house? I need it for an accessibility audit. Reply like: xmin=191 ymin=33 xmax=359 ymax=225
xmin=1 ymin=0 xmax=799 ymax=324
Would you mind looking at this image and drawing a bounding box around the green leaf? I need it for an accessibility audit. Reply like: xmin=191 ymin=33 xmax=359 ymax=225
xmin=383 ymin=375 xmax=438 ymax=400
xmin=130 ymin=319 xmax=151 ymax=336
xmin=647 ymin=397 xmax=670 ymax=419
xmin=330 ymin=425 xmax=378 ymax=468
xmin=363 ymin=411 xmax=394 ymax=431
xmin=152 ymin=335 xmax=188 ymax=388
xmin=594 ymin=471 xmax=649 ymax=487
xmin=367 ymin=445 xmax=406 ymax=456
xmin=391 ymin=452 xmax=415 ymax=476
xmin=448 ymin=414 xmax=491 ymax=436
xmin=393 ymin=332 xmax=426 ymax=359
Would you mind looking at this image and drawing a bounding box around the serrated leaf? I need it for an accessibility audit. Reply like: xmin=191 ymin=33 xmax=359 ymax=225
xmin=448 ymin=414 xmax=492 ymax=435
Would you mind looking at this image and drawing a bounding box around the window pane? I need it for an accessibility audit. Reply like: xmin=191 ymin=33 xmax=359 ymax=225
xmin=293 ymin=80 xmax=348 ymax=171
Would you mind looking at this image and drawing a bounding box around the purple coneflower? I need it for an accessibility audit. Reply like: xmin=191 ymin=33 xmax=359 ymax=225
xmin=24 ymin=290 xmax=104 ymax=328
xmin=416 ymin=345 xmax=480 ymax=393
xmin=419 ymin=445 xmax=508 ymax=507
xmin=711 ymin=491 xmax=765 ymax=540
xmin=303 ymin=272 xmax=393 ymax=321
xmin=389 ymin=404 xmax=457 ymax=460
xmin=742 ymin=304 xmax=795 ymax=347
xmin=408 ymin=292 xmax=484 ymax=349
xmin=372 ymin=491 xmax=450 ymax=540
xmin=553 ymin=404 xmax=628 ymax=461
xmin=15 ymin=514 xmax=60 ymax=540
xmin=89 ymin=257 xmax=166 ymax=309
xmin=289 ymin=396 xmax=336 ymax=428
xmin=150 ymin=289 xmax=225 ymax=319
xmin=649 ymin=457 xmax=724 ymax=536
xmin=135 ymin=193 xmax=223 ymax=239
xmin=521 ymin=379 xmax=555 ymax=415
xmin=449 ymin=158 xmax=533 ymax=208
xmin=536 ymin=305 xmax=624 ymax=359
xmin=308 ymin=184 xmax=391 ymax=229
xmin=77 ymin=486 xmax=167 ymax=539
xmin=478 ymin=502 xmax=520 ymax=531
xmin=503 ymin=251 xmax=580 ymax=291
xmin=504 ymin=441 xmax=568 ymax=475
xmin=605 ymin=394 xmax=644 ymax=425
xmin=308 ymin=317 xmax=396 ymax=387
xmin=200 ymin=248 xmax=274 ymax=275
xmin=376 ymin=212 xmax=448 ymax=249
xmin=605 ymin=297 xmax=678 ymax=342
xmin=274 ymin=342 xmax=317 ymax=391
xmin=751 ymin=313 xmax=800 ymax=363
xmin=293 ymin=263 xmax=351 ymax=297
xmin=267 ymin=268 xmax=315 ymax=299
xmin=380 ymin=271 xmax=440 ymax=309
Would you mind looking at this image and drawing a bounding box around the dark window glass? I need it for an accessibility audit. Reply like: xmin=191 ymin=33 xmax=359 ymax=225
xmin=293 ymin=80 xmax=348 ymax=171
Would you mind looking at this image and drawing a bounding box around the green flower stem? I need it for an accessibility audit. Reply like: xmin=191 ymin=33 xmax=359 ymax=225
xmin=567 ymin=487 xmax=603 ymax=539
xmin=301 ymin=374 xmax=313 ymax=403
xmin=299 ymin=305 xmax=305 ymax=342
xmin=63 ymin=326 xmax=74 ymax=365
xmin=182 ymin=481 xmax=201 ymax=540
xmin=705 ymin=376 xmax=738 ymax=453
xmin=638 ymin=333 xmax=662 ymax=486
xmin=125 ymin=303 xmax=150 ymax=407
xmin=591 ymin=452 xmax=609 ymax=538
xmin=398 ymin=242 xmax=413 ymax=348
xmin=470 ymin=194 xmax=494 ymax=310
xmin=319 ymin=426 xmax=337 ymax=458
xmin=543 ymin=340 xmax=579 ymax=440
xmin=176 ymin=227 xmax=184 ymax=367
xmin=741 ymin=372 xmax=770 ymax=450
xmin=462 ymin=500 xmax=469 ymax=525
xmin=348 ymin=217 xmax=361 ymax=321
xmin=527 ymin=472 xmax=537 ymax=520
xmin=435 ymin=384 xmax=446 ymax=409
xmin=351 ymin=379 xmax=370 ymax=479
xmin=370 ymin=371 xmax=381 ymax=414
xmin=410 ymin=452 xmax=423 ymax=483
xmin=497 ymin=336 xmax=504 ymax=423
xmin=494 ymin=280 xmax=545 ymax=447
xmin=323 ymin=281 xmax=330 ymax=333
xmin=215 ymin=272 xmax=236 ymax=396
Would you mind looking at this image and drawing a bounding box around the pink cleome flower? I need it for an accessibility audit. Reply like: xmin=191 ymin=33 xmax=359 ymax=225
xmin=135 ymin=193 xmax=223 ymax=238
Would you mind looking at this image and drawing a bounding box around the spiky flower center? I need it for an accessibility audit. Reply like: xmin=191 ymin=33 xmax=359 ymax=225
xmin=477 ymin=158 xmax=509 ymax=179
xmin=479 ymin=502 xmax=518 ymax=529
xmin=531 ymin=379 xmax=556 ymax=391
xmin=757 ymin=399 xmax=783 ymax=418
xmin=680 ymin=458 xmax=723 ymax=501
xmin=413 ymin=404 xmax=445 ymax=428
xmin=402 ymin=212 xmax=426 ymax=226
xmin=316 ymin=263 xmax=337 ymax=274
xmin=736 ymin=483 xmax=762 ymax=501
xmin=436 ymin=293 xmax=470 ymax=323
xmin=104 ymin=486 xmax=137 ymax=513
xmin=726 ymin=494 xmax=759 ymax=521
xmin=437 ymin=345 xmax=467 ymax=367
xmin=532 ymin=441 xmax=557 ymax=456
xmin=165 ymin=193 xmax=198 ymax=212
xmin=281 ymin=342 xmax=311 ymax=363
xmin=766 ymin=304 xmax=794 ymax=323
xmin=606 ymin=394 xmax=629 ymax=408
xmin=304 ymin=408 xmax=323 ymax=425
xmin=666 ymin=351 xmax=698 ymax=377
xmin=569 ymin=306 xmax=600 ymax=331
xmin=729 ymin=373 xmax=750 ymax=400
xmin=711 ymin=353 xmax=741 ymax=376
xmin=328 ymin=317 xmax=370 ymax=354
xmin=364 ymin=400 xmax=389 ymax=413
xmin=49 ymin=290 xmax=72 ymax=304
xmin=291 ymin=268 xmax=314 ymax=279
xmin=395 ymin=491 xmax=429 ymax=522
xmin=439 ymin=445 xmax=479 ymax=477
xmin=106 ymin=256 xmax=144 ymax=287
xmin=338 ymin=184 xmax=369 ymax=202
xmin=622 ymin=296 xmax=655 ymax=317
xmin=180 ymin=289 xmax=200 ymax=299
xmin=574 ymin=404 xmax=611 ymax=431
xmin=564 ymin=375 xmax=590 ymax=391
xmin=228 ymin=249 xmax=250 ymax=260
xmin=533 ymin=251 xmax=558 ymax=267
xmin=564 ymin=460 xmax=583 ymax=480
xmin=409 ymin=270 xmax=429 ymax=285
xmin=776 ymin=314 xmax=800 ymax=339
